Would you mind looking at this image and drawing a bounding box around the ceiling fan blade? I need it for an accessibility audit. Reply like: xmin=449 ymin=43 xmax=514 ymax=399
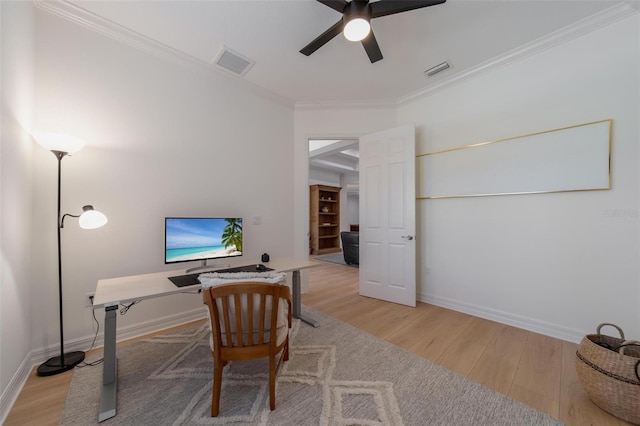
xmin=370 ymin=0 xmax=446 ymax=19
xmin=316 ymin=0 xmax=349 ymax=13
xmin=300 ymin=19 xmax=345 ymax=56
xmin=361 ymin=30 xmax=383 ymax=63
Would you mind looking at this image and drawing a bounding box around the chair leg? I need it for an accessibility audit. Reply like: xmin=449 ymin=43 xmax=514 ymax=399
xmin=212 ymin=358 xmax=224 ymax=417
xmin=269 ymin=355 xmax=276 ymax=410
xmin=283 ymin=339 xmax=289 ymax=362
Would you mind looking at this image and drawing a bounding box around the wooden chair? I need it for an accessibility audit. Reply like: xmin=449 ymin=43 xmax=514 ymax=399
xmin=202 ymin=281 xmax=292 ymax=417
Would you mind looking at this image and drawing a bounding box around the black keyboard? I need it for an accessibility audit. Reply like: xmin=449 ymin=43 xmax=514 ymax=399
xmin=216 ymin=264 xmax=274 ymax=273
xmin=167 ymin=273 xmax=201 ymax=287
xmin=168 ymin=265 xmax=274 ymax=288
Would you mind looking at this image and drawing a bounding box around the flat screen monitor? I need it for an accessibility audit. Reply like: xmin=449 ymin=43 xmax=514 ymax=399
xmin=165 ymin=217 xmax=243 ymax=267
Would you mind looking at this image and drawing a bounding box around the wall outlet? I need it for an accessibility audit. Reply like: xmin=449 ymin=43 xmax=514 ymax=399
xmin=85 ymin=292 xmax=95 ymax=308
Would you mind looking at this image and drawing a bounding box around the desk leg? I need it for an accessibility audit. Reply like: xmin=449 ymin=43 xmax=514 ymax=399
xmin=292 ymin=269 xmax=319 ymax=328
xmin=98 ymin=305 xmax=118 ymax=422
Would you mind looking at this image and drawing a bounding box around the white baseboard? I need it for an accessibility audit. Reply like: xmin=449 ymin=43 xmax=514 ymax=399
xmin=30 ymin=307 xmax=208 ymax=364
xmin=417 ymin=292 xmax=586 ymax=344
xmin=0 ymin=351 xmax=34 ymax=425
xmin=95 ymin=306 xmax=208 ymax=350
xmin=2 ymin=307 xmax=207 ymax=422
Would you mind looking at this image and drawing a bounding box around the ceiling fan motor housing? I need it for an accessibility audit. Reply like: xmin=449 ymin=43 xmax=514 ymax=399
xmin=344 ymin=1 xmax=372 ymax=23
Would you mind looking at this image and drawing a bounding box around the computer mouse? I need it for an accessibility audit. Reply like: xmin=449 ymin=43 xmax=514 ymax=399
xmin=256 ymin=264 xmax=266 ymax=271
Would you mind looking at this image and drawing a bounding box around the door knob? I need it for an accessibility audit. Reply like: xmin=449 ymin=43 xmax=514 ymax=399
xmin=401 ymin=235 xmax=414 ymax=240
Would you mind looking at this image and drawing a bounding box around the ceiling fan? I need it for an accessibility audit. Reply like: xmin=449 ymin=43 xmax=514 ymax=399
xmin=300 ymin=0 xmax=447 ymax=63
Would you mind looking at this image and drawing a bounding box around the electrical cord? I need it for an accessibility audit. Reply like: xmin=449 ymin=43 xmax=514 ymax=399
xmin=77 ymin=296 xmax=148 ymax=368
xmin=119 ymin=300 xmax=140 ymax=315
xmin=77 ymin=296 xmax=104 ymax=368
xmin=77 ymin=291 xmax=200 ymax=369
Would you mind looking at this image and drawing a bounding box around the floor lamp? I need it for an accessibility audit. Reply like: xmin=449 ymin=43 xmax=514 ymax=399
xmin=32 ymin=132 xmax=108 ymax=376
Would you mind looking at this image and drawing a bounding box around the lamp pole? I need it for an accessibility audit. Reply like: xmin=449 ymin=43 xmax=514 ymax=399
xmin=55 ymin=150 xmax=68 ymax=369
xmin=37 ymin=150 xmax=86 ymax=376
xmin=32 ymin=131 xmax=106 ymax=376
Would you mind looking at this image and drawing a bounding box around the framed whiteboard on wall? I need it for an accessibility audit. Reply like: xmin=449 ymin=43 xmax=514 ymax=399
xmin=417 ymin=119 xmax=612 ymax=199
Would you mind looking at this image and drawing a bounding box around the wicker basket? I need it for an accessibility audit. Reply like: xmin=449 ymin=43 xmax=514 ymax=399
xmin=575 ymin=323 xmax=640 ymax=425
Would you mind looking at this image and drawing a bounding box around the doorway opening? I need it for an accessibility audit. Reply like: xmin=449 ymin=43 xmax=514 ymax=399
xmin=308 ymin=138 xmax=359 ymax=256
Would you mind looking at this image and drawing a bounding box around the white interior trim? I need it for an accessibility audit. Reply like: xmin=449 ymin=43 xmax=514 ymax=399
xmin=419 ymin=293 xmax=586 ymax=344
xmin=33 ymin=0 xmax=294 ymax=109
xmin=36 ymin=1 xmax=637 ymax=112
xmin=399 ymin=2 xmax=638 ymax=104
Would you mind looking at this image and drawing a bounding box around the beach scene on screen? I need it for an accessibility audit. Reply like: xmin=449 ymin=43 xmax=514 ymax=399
xmin=165 ymin=218 xmax=242 ymax=263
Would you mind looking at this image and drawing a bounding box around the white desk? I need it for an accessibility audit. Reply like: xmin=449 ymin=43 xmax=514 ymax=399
xmin=92 ymin=257 xmax=320 ymax=422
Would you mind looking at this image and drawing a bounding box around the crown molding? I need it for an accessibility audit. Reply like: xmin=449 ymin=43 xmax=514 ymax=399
xmin=33 ymin=0 xmax=295 ymax=109
xmin=295 ymin=99 xmax=398 ymax=111
xmin=398 ymin=1 xmax=639 ymax=105
xmin=296 ymin=1 xmax=638 ymax=111
xmin=34 ymin=0 xmax=637 ymax=111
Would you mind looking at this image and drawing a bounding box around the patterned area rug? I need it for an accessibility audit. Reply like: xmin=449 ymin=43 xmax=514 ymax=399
xmin=61 ymin=307 xmax=561 ymax=425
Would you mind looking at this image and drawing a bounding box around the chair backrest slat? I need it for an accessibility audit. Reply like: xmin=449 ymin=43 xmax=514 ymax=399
xmin=257 ymin=294 xmax=265 ymax=345
xmin=232 ymin=294 xmax=243 ymax=346
xmin=270 ymin=294 xmax=282 ymax=340
xmin=246 ymin=293 xmax=254 ymax=346
xmin=221 ymin=296 xmax=234 ymax=347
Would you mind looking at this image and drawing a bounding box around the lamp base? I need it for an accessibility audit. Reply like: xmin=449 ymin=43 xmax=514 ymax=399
xmin=36 ymin=351 xmax=85 ymax=376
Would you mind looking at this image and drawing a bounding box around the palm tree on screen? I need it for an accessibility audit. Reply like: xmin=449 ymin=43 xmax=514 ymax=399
xmin=221 ymin=218 xmax=242 ymax=252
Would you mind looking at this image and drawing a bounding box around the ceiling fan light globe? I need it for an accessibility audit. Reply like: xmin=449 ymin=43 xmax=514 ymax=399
xmin=344 ymin=18 xmax=370 ymax=42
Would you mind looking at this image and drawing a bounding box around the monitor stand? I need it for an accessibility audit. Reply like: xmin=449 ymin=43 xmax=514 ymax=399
xmin=185 ymin=259 xmax=230 ymax=274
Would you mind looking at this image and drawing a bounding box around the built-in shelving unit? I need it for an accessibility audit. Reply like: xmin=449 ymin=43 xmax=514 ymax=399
xmin=309 ymin=184 xmax=341 ymax=255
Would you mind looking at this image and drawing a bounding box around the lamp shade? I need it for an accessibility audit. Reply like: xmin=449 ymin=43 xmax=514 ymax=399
xmin=78 ymin=205 xmax=108 ymax=230
xmin=343 ymin=18 xmax=371 ymax=41
xmin=32 ymin=131 xmax=85 ymax=154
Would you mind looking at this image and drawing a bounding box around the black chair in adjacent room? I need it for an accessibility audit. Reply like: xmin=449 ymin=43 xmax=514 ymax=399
xmin=340 ymin=231 xmax=359 ymax=265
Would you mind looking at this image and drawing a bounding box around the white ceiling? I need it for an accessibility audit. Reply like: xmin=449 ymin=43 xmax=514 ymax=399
xmin=43 ymin=0 xmax=633 ymax=176
xmin=57 ymin=0 xmax=625 ymax=105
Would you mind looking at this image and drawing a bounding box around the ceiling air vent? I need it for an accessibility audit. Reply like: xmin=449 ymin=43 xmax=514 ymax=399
xmin=424 ymin=61 xmax=450 ymax=77
xmin=213 ymin=46 xmax=255 ymax=77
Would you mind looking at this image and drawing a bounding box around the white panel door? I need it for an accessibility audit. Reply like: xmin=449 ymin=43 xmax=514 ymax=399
xmin=359 ymin=125 xmax=416 ymax=307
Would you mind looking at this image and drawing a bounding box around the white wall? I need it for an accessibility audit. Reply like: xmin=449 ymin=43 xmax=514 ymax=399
xmin=342 ymin=174 xmax=359 ymax=231
xmin=0 ymin=1 xmax=35 ymax=419
xmin=31 ymin=10 xmax=295 ymax=357
xmin=309 ymin=168 xmax=340 ymax=187
xmin=346 ymin=193 xmax=359 ymax=228
xmin=398 ymin=15 xmax=640 ymax=342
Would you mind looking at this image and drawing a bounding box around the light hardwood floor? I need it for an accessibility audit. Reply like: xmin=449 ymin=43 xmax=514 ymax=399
xmin=5 ymin=261 xmax=630 ymax=425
